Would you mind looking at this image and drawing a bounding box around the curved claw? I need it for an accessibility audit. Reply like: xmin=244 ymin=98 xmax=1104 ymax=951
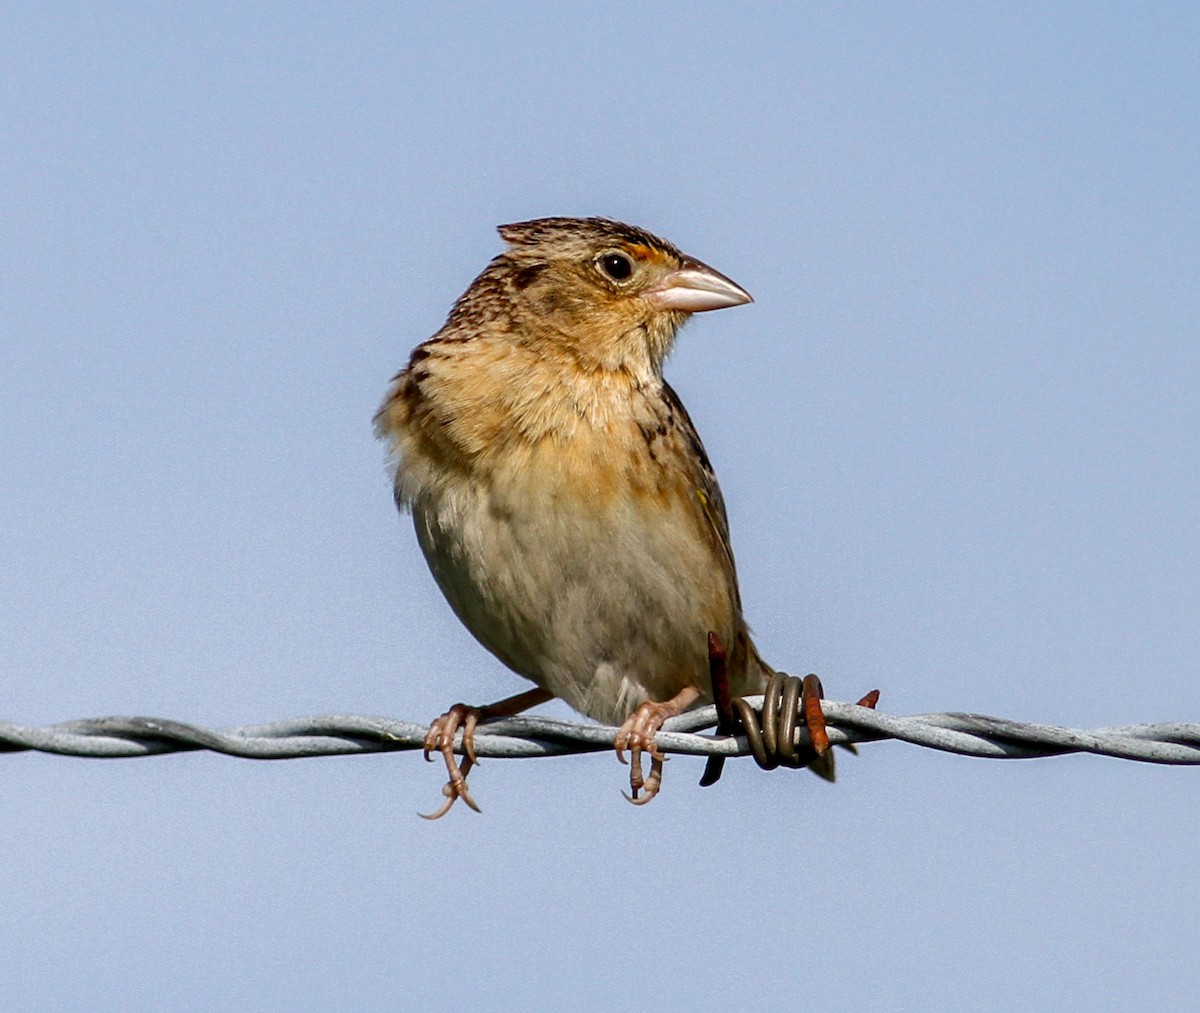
xmin=622 ymin=755 xmax=664 ymax=805
xmin=463 ymin=710 xmax=481 ymax=766
xmin=419 ymin=755 xmax=480 ymax=820
xmin=613 ymin=686 xmax=701 ymax=806
xmin=420 ymin=704 xmax=483 ymax=819
xmin=417 ymin=688 xmax=555 ymax=819
xmin=420 ymin=796 xmax=456 ymax=821
xmin=614 ymin=711 xmax=659 ymax=794
xmin=422 ymin=723 xmax=439 ymax=763
xmin=423 ymin=703 xmax=472 ymax=764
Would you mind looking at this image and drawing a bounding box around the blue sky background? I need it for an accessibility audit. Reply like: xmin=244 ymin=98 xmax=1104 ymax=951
xmin=3 ymin=4 xmax=1198 ymax=1009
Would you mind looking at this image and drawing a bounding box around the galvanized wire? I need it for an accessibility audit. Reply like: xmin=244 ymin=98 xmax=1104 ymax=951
xmin=3 ymin=699 xmax=1200 ymax=764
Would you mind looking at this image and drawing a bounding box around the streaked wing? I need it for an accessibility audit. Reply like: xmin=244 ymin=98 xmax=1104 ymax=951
xmin=660 ymin=381 xmax=742 ymax=611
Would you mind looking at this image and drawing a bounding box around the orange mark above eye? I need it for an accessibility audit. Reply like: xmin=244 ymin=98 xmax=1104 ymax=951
xmin=625 ymin=243 xmax=669 ymax=265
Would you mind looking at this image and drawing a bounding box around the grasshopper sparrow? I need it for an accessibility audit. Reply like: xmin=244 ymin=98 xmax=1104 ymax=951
xmin=376 ymin=217 xmax=806 ymax=814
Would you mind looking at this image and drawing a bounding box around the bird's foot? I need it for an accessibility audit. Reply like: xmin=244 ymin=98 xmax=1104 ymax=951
xmin=615 ymin=685 xmax=702 ymax=806
xmin=421 ymin=703 xmax=484 ymax=820
xmin=419 ymin=687 xmax=553 ymax=820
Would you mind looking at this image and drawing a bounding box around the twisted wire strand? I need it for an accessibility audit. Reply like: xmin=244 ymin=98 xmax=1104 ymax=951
xmin=3 ymin=699 xmax=1200 ymax=764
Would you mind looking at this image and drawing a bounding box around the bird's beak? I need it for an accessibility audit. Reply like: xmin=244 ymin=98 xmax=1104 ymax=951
xmin=643 ymin=256 xmax=753 ymax=313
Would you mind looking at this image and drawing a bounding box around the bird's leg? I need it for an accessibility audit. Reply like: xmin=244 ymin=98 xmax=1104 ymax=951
xmin=615 ymin=684 xmax=702 ymax=806
xmin=421 ymin=687 xmax=553 ymax=820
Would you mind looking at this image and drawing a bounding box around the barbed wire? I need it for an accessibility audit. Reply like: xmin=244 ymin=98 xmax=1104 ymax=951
xmin=3 ymin=698 xmax=1200 ymax=765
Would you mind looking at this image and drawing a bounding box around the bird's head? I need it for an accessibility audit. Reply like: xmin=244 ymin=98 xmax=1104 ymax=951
xmin=483 ymin=217 xmax=752 ymax=377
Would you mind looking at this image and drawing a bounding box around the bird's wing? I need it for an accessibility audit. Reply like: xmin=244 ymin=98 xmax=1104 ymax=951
xmin=660 ymin=380 xmax=741 ymax=609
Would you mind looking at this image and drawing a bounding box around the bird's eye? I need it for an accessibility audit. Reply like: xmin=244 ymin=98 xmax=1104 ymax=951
xmin=598 ymin=253 xmax=633 ymax=281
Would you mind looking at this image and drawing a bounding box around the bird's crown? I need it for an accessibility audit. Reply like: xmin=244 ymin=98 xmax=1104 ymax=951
xmin=497 ymin=217 xmax=683 ymax=265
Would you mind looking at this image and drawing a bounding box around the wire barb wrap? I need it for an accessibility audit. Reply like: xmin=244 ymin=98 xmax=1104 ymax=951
xmin=3 ymin=701 xmax=1200 ymax=764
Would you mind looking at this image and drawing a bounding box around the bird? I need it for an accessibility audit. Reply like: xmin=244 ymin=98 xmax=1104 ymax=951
xmin=375 ymin=216 xmax=826 ymax=816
